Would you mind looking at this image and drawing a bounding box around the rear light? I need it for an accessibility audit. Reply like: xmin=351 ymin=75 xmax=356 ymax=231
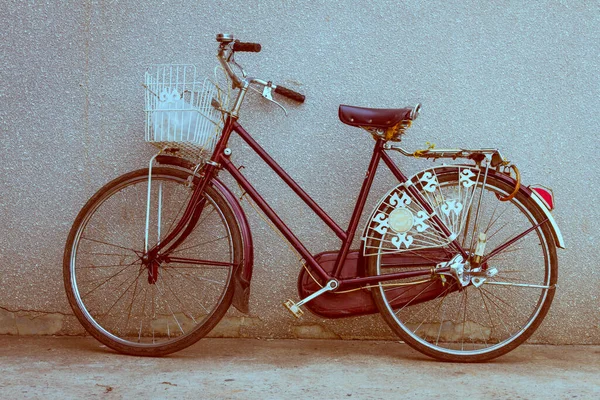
xmin=530 ymin=185 xmax=554 ymax=211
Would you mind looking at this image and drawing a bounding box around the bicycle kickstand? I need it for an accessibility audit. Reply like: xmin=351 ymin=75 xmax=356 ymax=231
xmin=283 ymin=280 xmax=338 ymax=318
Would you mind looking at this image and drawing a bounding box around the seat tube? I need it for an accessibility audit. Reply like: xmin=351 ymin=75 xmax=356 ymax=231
xmin=333 ymin=139 xmax=385 ymax=277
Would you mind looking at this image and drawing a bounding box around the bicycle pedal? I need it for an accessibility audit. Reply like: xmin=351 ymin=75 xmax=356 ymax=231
xmin=283 ymin=299 xmax=304 ymax=318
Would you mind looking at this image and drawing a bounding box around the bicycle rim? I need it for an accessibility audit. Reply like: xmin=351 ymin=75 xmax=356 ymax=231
xmin=64 ymin=168 xmax=239 ymax=355
xmin=368 ymin=167 xmax=557 ymax=362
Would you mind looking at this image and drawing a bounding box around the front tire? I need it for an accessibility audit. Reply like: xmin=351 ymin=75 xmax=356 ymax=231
xmin=63 ymin=167 xmax=242 ymax=356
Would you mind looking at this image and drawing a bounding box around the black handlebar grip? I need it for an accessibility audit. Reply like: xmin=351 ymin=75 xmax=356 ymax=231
xmin=274 ymin=85 xmax=306 ymax=103
xmin=233 ymin=41 xmax=262 ymax=52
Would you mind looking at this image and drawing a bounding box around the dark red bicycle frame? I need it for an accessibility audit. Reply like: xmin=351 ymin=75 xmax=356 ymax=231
xmin=149 ymin=115 xmax=474 ymax=289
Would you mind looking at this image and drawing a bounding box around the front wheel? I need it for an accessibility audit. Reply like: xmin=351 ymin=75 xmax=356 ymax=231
xmin=64 ymin=167 xmax=242 ymax=356
xmin=366 ymin=167 xmax=558 ymax=362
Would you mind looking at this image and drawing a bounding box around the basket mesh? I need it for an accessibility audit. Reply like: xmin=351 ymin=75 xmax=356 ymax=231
xmin=144 ymin=65 xmax=228 ymax=161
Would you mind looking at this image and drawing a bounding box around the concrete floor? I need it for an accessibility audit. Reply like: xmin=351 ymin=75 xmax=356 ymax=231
xmin=0 ymin=337 xmax=597 ymax=399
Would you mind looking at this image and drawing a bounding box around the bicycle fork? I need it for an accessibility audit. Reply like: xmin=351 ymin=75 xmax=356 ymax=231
xmin=142 ymin=155 xmax=214 ymax=284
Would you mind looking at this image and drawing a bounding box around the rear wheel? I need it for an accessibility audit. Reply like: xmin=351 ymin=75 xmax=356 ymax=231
xmin=366 ymin=167 xmax=558 ymax=362
xmin=64 ymin=167 xmax=242 ymax=356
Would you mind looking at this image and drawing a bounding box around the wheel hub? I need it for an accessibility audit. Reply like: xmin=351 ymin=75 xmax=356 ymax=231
xmin=436 ymin=254 xmax=498 ymax=288
xmin=141 ymin=252 xmax=162 ymax=284
xmin=448 ymin=255 xmax=470 ymax=287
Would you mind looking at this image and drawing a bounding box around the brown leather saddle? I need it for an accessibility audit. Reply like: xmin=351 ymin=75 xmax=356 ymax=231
xmin=338 ymin=104 xmax=419 ymax=129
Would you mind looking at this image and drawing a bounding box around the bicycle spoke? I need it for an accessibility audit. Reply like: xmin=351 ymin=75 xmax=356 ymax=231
xmin=461 ymin=287 xmax=468 ymax=350
xmin=477 ymin=287 xmax=514 ymax=338
xmin=160 ymin=269 xmax=202 ymax=323
xmin=78 ymin=262 xmax=139 ymax=269
xmin=479 ymin=288 xmax=496 ymax=337
xmin=164 ymin=265 xmax=223 ymax=316
xmin=434 ymin=294 xmax=449 ymax=346
xmin=138 ymin=286 xmax=149 ymax=343
xmin=78 ymin=251 xmax=139 ymax=258
xmin=161 ymin=269 xmax=223 ymax=315
xmin=154 ymin=280 xmax=185 ymax=335
xmin=391 ymin=280 xmax=452 ymax=317
xmin=479 ymin=286 xmax=531 ymax=325
xmin=162 ymin=187 xmax=193 ymax=239
xmin=169 ymin=235 xmax=229 ymax=255
xmin=81 ymin=236 xmax=142 ymax=255
xmin=123 ymin=272 xmax=144 ymax=337
xmin=104 ymin=275 xmax=147 ymax=338
xmin=485 ymin=219 xmax=513 ymax=242
xmin=80 ymin=262 xmax=137 ymax=298
xmin=407 ymin=282 xmax=456 ymax=338
xmin=103 ymin=268 xmax=146 ymax=318
xmin=163 ymin=265 xmax=227 ymax=287
xmin=486 ymin=245 xmax=526 ymax=259
xmin=483 ymin=201 xmax=506 ymax=236
xmin=196 ymin=203 xmax=218 ymax=226
xmin=482 ymin=221 xmax=545 ymax=264
xmin=386 ymin=280 xmax=437 ymax=308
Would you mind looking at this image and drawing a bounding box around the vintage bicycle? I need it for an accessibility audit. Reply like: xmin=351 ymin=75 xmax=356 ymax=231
xmin=63 ymin=34 xmax=564 ymax=362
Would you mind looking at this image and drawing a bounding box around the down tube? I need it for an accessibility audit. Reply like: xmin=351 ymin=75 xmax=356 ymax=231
xmin=232 ymin=121 xmax=347 ymax=241
xmin=221 ymin=157 xmax=331 ymax=282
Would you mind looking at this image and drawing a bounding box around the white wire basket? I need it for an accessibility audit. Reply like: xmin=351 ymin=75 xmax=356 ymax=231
xmin=144 ymin=64 xmax=229 ymax=161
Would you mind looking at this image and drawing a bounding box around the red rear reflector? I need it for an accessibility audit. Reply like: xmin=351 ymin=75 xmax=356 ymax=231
xmin=530 ymin=185 xmax=554 ymax=211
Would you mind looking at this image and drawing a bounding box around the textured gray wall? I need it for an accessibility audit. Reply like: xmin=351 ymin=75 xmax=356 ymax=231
xmin=1 ymin=0 xmax=598 ymax=343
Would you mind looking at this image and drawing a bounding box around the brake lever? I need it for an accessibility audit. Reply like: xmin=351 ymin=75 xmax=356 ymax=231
xmin=229 ymin=53 xmax=248 ymax=79
xmin=262 ymin=83 xmax=288 ymax=116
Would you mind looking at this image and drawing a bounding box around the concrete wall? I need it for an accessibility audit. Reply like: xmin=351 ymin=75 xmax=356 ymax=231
xmin=0 ymin=0 xmax=598 ymax=343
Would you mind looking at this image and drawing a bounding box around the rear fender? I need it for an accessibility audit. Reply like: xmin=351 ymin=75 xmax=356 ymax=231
xmin=478 ymin=168 xmax=566 ymax=249
xmin=156 ymin=156 xmax=254 ymax=313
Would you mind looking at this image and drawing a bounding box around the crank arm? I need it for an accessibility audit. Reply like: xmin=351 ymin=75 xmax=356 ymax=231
xmin=283 ymin=280 xmax=338 ymax=318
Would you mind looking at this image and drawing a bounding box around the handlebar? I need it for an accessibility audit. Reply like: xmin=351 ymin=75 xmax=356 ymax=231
xmin=216 ymin=33 xmax=305 ymax=107
xmin=274 ymin=85 xmax=305 ymax=103
xmin=232 ymin=41 xmax=262 ymax=53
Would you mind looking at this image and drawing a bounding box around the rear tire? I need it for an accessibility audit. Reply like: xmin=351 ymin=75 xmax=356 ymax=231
xmin=367 ymin=167 xmax=558 ymax=362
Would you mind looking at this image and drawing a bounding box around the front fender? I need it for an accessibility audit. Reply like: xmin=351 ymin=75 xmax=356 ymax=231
xmin=156 ymin=155 xmax=254 ymax=313
xmin=211 ymin=178 xmax=255 ymax=313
